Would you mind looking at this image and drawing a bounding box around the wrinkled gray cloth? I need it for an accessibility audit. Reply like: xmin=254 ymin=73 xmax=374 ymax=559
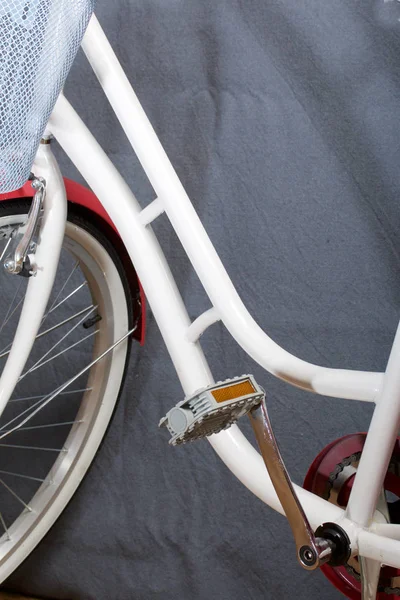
xmin=6 ymin=1 xmax=400 ymax=598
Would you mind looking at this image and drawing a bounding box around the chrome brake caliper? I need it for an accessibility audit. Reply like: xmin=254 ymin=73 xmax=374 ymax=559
xmin=3 ymin=175 xmax=46 ymax=278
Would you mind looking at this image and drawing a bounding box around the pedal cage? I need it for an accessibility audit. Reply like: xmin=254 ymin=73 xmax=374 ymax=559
xmin=159 ymin=375 xmax=264 ymax=445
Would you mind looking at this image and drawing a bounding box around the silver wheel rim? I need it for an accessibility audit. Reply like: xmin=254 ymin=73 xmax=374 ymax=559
xmin=0 ymin=212 xmax=129 ymax=581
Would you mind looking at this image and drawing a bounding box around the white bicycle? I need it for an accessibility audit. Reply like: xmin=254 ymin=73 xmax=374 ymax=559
xmin=0 ymin=1 xmax=398 ymax=598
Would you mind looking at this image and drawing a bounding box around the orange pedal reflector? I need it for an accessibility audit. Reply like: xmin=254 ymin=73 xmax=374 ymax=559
xmin=212 ymin=379 xmax=256 ymax=403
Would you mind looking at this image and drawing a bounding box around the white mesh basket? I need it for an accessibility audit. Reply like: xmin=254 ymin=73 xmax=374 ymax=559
xmin=0 ymin=0 xmax=94 ymax=193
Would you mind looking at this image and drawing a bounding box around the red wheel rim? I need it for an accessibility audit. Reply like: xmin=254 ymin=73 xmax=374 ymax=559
xmin=304 ymin=434 xmax=400 ymax=599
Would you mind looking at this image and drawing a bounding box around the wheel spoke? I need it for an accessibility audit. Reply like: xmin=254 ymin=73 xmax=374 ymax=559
xmin=9 ymin=389 xmax=92 ymax=404
xmin=0 ymin=512 xmax=10 ymax=541
xmin=19 ymin=305 xmax=97 ymax=380
xmin=41 ymin=261 xmax=80 ymax=324
xmin=0 ymin=444 xmax=65 ymax=452
xmin=37 ymin=305 xmax=95 ymax=339
xmin=0 ymin=478 xmax=32 ymax=511
xmin=0 ymin=296 xmax=24 ymax=337
xmin=0 ymin=306 xmax=95 ymax=359
xmin=0 ymin=237 xmax=12 ymax=264
xmin=0 ymin=388 xmax=66 ymax=432
xmin=0 ymin=470 xmax=43 ymax=483
xmin=45 ymin=281 xmax=88 ymax=318
xmin=0 ymin=328 xmax=132 ymax=440
xmin=24 ymin=330 xmax=97 ymax=376
xmin=0 ymin=390 xmax=66 ymax=433
xmin=0 ymin=280 xmax=23 ymax=337
xmin=0 ymin=420 xmax=84 ymax=434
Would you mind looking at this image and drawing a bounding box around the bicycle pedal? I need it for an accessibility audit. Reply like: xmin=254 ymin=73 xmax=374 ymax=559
xmin=159 ymin=375 xmax=264 ymax=445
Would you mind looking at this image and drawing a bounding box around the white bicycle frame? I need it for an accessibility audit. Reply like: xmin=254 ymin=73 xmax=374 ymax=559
xmin=1 ymin=13 xmax=399 ymax=579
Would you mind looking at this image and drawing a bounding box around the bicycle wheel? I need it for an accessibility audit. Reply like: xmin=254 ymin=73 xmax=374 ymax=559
xmin=0 ymin=199 xmax=133 ymax=581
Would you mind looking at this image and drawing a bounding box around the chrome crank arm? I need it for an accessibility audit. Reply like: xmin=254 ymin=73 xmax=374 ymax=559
xmin=249 ymin=398 xmax=335 ymax=570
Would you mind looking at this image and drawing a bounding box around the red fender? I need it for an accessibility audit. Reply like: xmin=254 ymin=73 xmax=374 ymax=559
xmin=0 ymin=178 xmax=146 ymax=345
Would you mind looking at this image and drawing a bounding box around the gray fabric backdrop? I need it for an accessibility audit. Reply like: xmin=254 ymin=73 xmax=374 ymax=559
xmin=5 ymin=0 xmax=400 ymax=598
